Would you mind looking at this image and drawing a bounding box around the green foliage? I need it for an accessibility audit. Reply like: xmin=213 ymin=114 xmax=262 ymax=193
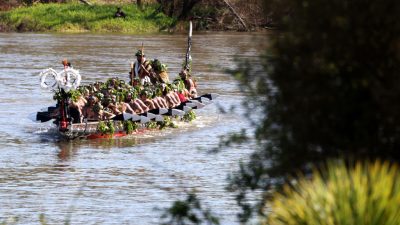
xmin=182 ymin=110 xmax=196 ymax=122
xmin=39 ymin=213 xmax=47 ymax=225
xmin=97 ymin=121 xmax=107 ymax=134
xmin=53 ymin=89 xmax=81 ymax=102
xmin=173 ymin=79 xmax=186 ymax=93
xmin=124 ymin=120 xmax=134 ymax=134
xmin=123 ymin=120 xmax=139 ymax=134
xmin=97 ymin=120 xmax=114 ymax=135
xmin=146 ymin=121 xmax=158 ymax=129
xmin=0 ymin=216 xmax=18 ymax=225
xmin=160 ymin=193 xmax=220 ymax=225
xmin=227 ymin=0 xmax=400 ymax=221
xmin=107 ymin=120 xmax=115 ymax=134
xmin=211 ymin=129 xmax=248 ymax=153
xmin=52 ymin=90 xmax=63 ymax=101
xmin=158 ymin=116 xmax=178 ymax=129
xmin=0 ymin=3 xmax=176 ymax=33
xmin=265 ymin=160 xmax=400 ymax=225
xmin=68 ymin=89 xmax=81 ymax=102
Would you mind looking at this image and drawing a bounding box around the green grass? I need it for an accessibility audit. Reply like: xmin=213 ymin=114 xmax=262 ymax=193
xmin=0 ymin=3 xmax=176 ymax=33
xmin=265 ymin=160 xmax=400 ymax=225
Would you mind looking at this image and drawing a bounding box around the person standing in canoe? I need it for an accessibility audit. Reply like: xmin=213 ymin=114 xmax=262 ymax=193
xmin=131 ymin=49 xmax=152 ymax=86
xmin=150 ymin=59 xmax=170 ymax=84
xmin=178 ymin=69 xmax=197 ymax=98
xmin=62 ymin=59 xmax=70 ymax=70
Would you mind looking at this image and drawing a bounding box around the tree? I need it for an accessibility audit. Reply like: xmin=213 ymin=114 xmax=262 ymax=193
xmin=228 ymin=0 xmax=400 ymax=221
xmin=156 ymin=0 xmax=202 ymax=19
xmin=178 ymin=0 xmax=202 ymax=20
xmin=161 ymin=0 xmax=400 ymax=223
xmin=136 ymin=0 xmax=142 ymax=10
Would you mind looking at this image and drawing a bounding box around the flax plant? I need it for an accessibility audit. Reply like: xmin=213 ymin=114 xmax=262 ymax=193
xmin=265 ymin=160 xmax=400 ymax=225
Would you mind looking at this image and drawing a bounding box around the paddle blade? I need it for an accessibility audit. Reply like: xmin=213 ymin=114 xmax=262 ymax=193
xmin=140 ymin=116 xmax=150 ymax=124
xmin=113 ymin=113 xmax=134 ymax=121
xmin=35 ymin=111 xmax=53 ymax=122
xmin=28 ymin=112 xmax=40 ymax=122
xmin=200 ymin=93 xmax=219 ymax=100
xmin=185 ymin=102 xmax=196 ymax=108
xmin=123 ymin=113 xmax=134 ymax=120
xmin=155 ymin=115 xmax=164 ymax=122
xmin=188 ymin=100 xmax=205 ymax=109
xmin=210 ymin=93 xmax=219 ymax=100
xmin=158 ymin=108 xmax=168 ymax=115
xmin=146 ymin=113 xmax=156 ymax=120
xmin=171 ymin=109 xmax=185 ymax=116
xmin=200 ymin=97 xmax=211 ymax=104
xmin=131 ymin=114 xmax=142 ymax=121
xmin=183 ymin=106 xmax=192 ymax=113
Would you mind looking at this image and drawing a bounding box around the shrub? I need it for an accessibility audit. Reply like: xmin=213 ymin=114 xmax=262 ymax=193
xmin=265 ymin=160 xmax=400 ymax=225
xmin=228 ymin=0 xmax=400 ymax=220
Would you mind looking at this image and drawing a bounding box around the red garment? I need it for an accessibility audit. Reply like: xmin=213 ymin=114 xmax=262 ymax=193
xmin=178 ymin=93 xmax=187 ymax=103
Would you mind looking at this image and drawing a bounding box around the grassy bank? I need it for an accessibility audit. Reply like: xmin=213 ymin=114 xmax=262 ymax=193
xmin=0 ymin=3 xmax=176 ymax=33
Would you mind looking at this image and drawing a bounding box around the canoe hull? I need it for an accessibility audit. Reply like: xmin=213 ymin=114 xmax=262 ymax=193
xmin=58 ymin=121 xmax=149 ymax=140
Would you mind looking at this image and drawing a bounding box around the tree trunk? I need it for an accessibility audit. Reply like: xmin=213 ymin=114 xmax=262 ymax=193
xmin=178 ymin=0 xmax=202 ymax=20
xmin=137 ymin=0 xmax=142 ymax=10
xmin=156 ymin=0 xmax=173 ymax=17
xmin=168 ymin=0 xmax=176 ymax=17
xmin=222 ymin=0 xmax=248 ymax=31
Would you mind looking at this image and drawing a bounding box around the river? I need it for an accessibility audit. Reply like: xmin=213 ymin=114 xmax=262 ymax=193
xmin=0 ymin=32 xmax=267 ymax=224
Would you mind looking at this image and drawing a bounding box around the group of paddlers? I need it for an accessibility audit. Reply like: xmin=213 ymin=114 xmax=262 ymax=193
xmin=60 ymin=49 xmax=198 ymax=123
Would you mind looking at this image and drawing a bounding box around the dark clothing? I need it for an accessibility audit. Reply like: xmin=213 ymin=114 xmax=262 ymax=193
xmin=114 ymin=9 xmax=126 ymax=18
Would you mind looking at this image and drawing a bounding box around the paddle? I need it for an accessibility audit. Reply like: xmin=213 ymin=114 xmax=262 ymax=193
xmin=169 ymin=108 xmax=186 ymax=116
xmin=140 ymin=112 xmax=156 ymax=119
xmin=148 ymin=108 xmax=168 ymax=115
xmin=192 ymin=93 xmax=219 ymax=101
xmin=184 ymin=101 xmax=205 ymax=109
xmin=35 ymin=111 xmax=54 ymax=123
xmin=113 ymin=113 xmax=150 ymax=123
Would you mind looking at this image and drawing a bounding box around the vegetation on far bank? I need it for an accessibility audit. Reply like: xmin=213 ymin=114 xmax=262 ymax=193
xmin=0 ymin=3 xmax=176 ymax=33
xmin=0 ymin=0 xmax=268 ymax=33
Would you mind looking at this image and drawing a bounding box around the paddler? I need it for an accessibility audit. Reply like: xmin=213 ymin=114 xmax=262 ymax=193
xmin=131 ymin=49 xmax=152 ymax=86
xmin=178 ymin=69 xmax=197 ymax=98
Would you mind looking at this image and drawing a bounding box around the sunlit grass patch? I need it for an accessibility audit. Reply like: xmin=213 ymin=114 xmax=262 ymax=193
xmin=54 ymin=22 xmax=88 ymax=32
xmin=0 ymin=3 xmax=175 ymax=33
xmin=89 ymin=18 xmax=159 ymax=33
xmin=265 ymin=160 xmax=400 ymax=225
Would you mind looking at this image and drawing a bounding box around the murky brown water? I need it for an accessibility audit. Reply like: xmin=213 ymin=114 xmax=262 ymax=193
xmin=0 ymin=32 xmax=267 ymax=224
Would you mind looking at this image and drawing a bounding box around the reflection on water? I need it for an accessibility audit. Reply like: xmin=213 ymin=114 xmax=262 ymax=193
xmin=0 ymin=32 xmax=267 ymax=224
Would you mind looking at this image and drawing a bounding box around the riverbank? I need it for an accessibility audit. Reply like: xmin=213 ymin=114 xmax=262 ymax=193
xmin=0 ymin=1 xmax=270 ymax=33
xmin=0 ymin=3 xmax=175 ymax=33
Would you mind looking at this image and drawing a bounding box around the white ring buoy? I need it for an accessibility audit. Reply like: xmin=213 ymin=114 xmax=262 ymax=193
xmin=39 ymin=68 xmax=81 ymax=90
xmin=39 ymin=68 xmax=59 ymax=89
xmin=57 ymin=68 xmax=81 ymax=90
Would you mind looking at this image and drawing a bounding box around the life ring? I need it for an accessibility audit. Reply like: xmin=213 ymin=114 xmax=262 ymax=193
xmin=39 ymin=68 xmax=59 ymax=89
xmin=39 ymin=68 xmax=81 ymax=90
xmin=57 ymin=68 xmax=81 ymax=91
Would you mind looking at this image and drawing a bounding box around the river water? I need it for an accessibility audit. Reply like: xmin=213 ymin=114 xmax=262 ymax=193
xmin=0 ymin=32 xmax=267 ymax=224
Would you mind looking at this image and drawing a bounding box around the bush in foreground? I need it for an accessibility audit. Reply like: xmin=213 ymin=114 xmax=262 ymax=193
xmin=265 ymin=160 xmax=400 ymax=225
